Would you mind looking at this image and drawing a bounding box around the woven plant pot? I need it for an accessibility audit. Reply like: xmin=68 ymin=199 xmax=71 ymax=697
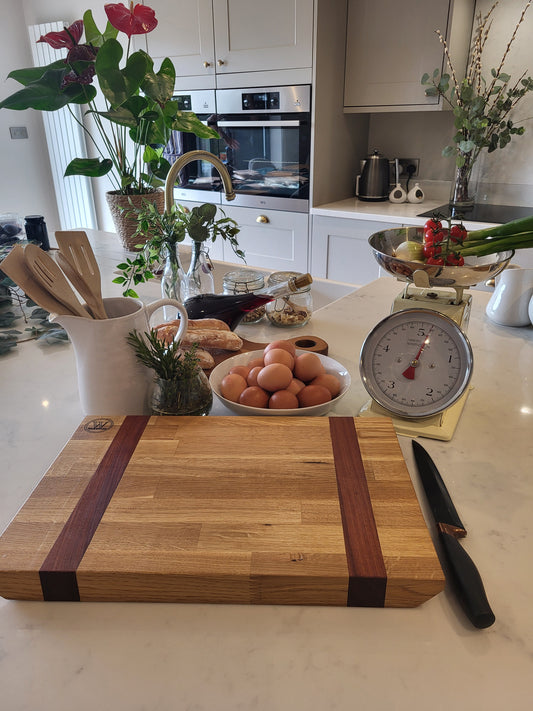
xmin=106 ymin=189 xmax=165 ymax=251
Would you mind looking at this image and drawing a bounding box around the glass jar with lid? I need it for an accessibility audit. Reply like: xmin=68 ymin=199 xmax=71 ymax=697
xmin=222 ymin=268 xmax=266 ymax=324
xmin=265 ymin=271 xmax=312 ymax=327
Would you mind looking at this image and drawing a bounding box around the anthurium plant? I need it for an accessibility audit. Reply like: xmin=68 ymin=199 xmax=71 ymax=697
xmin=0 ymin=2 xmax=218 ymax=195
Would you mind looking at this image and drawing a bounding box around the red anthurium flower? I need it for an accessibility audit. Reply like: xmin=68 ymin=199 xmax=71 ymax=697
xmin=37 ymin=20 xmax=83 ymax=49
xmin=105 ymin=2 xmax=158 ymax=37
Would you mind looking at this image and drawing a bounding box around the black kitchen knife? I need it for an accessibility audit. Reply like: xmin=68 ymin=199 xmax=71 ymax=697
xmin=412 ymin=440 xmax=495 ymax=629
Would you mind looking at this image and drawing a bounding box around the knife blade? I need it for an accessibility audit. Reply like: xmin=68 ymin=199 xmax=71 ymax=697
xmin=412 ymin=440 xmax=495 ymax=629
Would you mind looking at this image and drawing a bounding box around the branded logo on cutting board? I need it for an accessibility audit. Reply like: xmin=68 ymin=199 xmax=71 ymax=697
xmin=84 ymin=417 xmax=114 ymax=432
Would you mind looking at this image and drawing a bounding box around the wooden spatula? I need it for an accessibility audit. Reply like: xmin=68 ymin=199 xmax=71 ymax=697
xmin=55 ymin=231 xmax=107 ymax=319
xmin=24 ymin=244 xmax=92 ymax=319
xmin=0 ymin=244 xmax=78 ymax=316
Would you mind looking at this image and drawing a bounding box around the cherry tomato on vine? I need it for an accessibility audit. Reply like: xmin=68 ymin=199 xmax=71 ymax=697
xmin=424 ymin=227 xmax=446 ymax=245
xmin=426 ymin=256 xmax=445 ymax=265
xmin=424 ymin=217 xmax=442 ymax=232
xmin=423 ymin=243 xmax=442 ymax=259
xmin=445 ymin=254 xmax=465 ymax=266
xmin=450 ymin=224 xmax=468 ymax=243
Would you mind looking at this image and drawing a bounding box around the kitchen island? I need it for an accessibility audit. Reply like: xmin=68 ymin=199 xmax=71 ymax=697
xmin=1 ymin=230 xmax=532 ymax=711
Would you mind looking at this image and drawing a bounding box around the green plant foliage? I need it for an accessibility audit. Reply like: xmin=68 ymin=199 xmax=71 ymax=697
xmin=421 ymin=2 xmax=533 ymax=168
xmin=112 ymin=201 xmax=244 ymax=297
xmin=127 ymin=328 xmax=200 ymax=380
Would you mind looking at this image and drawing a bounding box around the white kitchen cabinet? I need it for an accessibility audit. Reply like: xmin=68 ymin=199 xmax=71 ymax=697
xmin=143 ymin=0 xmax=313 ymax=88
xmin=311 ymin=215 xmax=398 ymax=284
xmin=344 ymin=0 xmax=474 ymax=112
xmin=175 ymin=200 xmax=309 ymax=272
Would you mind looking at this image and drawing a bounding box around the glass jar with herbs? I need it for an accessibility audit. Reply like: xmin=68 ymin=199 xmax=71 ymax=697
xmin=265 ymin=271 xmax=312 ymax=328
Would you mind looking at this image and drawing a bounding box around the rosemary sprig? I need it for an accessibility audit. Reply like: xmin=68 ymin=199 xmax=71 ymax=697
xmin=127 ymin=328 xmax=200 ymax=381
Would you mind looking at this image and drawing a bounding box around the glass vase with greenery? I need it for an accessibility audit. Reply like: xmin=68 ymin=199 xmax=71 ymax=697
xmin=422 ymin=1 xmax=533 ymax=207
xmin=127 ymin=330 xmax=212 ymax=416
xmin=113 ymin=200 xmax=245 ymax=301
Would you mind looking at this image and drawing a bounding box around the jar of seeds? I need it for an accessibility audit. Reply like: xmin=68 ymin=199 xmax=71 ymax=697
xmin=265 ymin=270 xmax=312 ymax=327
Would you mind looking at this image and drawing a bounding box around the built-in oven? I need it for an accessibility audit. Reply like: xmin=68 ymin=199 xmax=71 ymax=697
xmin=165 ymin=85 xmax=311 ymax=212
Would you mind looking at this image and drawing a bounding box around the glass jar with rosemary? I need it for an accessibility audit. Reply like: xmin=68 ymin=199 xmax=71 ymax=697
xmin=127 ymin=329 xmax=212 ymax=416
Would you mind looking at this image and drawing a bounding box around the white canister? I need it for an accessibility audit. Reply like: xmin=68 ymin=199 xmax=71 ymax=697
xmin=485 ymin=266 xmax=533 ymax=327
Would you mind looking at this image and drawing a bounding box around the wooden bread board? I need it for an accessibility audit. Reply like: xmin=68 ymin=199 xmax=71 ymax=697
xmin=0 ymin=415 xmax=444 ymax=607
xmin=208 ymin=334 xmax=328 ymax=371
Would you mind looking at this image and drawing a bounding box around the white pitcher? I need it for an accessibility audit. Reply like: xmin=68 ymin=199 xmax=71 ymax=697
xmin=485 ymin=266 xmax=533 ymax=328
xmin=51 ymin=297 xmax=188 ymax=415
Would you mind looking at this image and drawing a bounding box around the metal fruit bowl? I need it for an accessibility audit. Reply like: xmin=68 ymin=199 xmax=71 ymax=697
xmin=369 ymin=227 xmax=513 ymax=288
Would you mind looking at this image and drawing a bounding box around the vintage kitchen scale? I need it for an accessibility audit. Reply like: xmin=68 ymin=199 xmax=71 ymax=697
xmin=358 ymin=227 xmax=513 ymax=440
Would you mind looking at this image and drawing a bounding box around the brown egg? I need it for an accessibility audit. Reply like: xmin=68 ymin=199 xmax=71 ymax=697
xmin=220 ymin=373 xmax=247 ymax=403
xmin=311 ymin=373 xmax=342 ymax=398
xmin=293 ymin=352 xmax=325 ymax=382
xmin=256 ymin=363 xmax=293 ymax=392
xmin=263 ymin=340 xmax=296 ymax=357
xmin=229 ymin=364 xmax=251 ymax=379
xmin=286 ymin=378 xmax=305 ymax=395
xmin=246 ymin=366 xmax=263 ymax=387
xmin=263 ymin=347 xmax=294 ymax=370
xmin=297 ymin=384 xmax=332 ymax=408
xmin=248 ymin=357 xmax=264 ymax=369
xmin=239 ymin=386 xmax=269 ymax=408
xmin=269 ymin=390 xmax=299 ymax=409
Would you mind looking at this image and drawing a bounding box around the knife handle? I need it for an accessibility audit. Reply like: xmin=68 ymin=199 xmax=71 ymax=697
xmin=440 ymin=531 xmax=495 ymax=629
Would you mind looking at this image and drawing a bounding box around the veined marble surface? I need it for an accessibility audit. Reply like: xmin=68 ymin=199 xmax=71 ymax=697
xmin=1 ymin=231 xmax=532 ymax=711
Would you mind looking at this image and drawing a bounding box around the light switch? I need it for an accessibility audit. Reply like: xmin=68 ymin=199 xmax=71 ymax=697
xmin=9 ymin=126 xmax=29 ymax=139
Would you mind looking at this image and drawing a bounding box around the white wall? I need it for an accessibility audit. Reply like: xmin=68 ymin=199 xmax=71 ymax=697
xmin=0 ymin=0 xmax=60 ymax=230
xmin=368 ymin=0 xmax=533 ymax=206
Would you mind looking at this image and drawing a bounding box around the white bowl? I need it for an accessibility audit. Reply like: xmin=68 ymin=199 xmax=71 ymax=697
xmin=209 ymin=349 xmax=351 ymax=416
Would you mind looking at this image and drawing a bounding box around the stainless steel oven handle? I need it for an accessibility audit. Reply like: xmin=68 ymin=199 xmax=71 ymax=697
xmin=216 ymin=120 xmax=301 ymax=128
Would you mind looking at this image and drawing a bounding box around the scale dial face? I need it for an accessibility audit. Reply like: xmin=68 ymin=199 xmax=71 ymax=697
xmin=360 ymin=308 xmax=473 ymax=419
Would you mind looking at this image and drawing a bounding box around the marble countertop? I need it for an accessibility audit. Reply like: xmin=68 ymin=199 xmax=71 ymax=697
xmin=1 ymin=230 xmax=532 ymax=711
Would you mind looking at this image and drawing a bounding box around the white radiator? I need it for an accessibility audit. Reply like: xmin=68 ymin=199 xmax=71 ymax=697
xmin=28 ymin=22 xmax=97 ymax=230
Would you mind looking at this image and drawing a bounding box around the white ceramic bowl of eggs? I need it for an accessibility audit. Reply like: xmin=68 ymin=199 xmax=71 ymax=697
xmin=209 ymin=339 xmax=351 ymax=416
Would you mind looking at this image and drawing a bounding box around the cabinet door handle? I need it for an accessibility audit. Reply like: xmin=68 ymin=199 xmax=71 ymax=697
xmin=203 ymin=61 xmax=211 ymax=68
xmin=256 ymin=215 xmax=269 ymax=224
xmin=217 ymin=59 xmax=225 ymax=67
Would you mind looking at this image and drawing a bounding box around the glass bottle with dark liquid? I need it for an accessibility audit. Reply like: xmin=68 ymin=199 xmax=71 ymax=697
xmin=184 ymin=273 xmax=313 ymax=330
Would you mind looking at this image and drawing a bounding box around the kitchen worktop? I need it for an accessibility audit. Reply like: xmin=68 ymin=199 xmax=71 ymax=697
xmin=1 ymin=230 xmax=532 ymax=711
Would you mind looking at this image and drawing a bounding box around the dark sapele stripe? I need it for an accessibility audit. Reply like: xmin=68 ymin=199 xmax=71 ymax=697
xmin=329 ymin=417 xmax=387 ymax=607
xmin=39 ymin=415 xmax=150 ymax=601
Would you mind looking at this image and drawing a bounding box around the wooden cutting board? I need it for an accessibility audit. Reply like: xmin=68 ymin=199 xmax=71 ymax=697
xmin=0 ymin=415 xmax=444 ymax=607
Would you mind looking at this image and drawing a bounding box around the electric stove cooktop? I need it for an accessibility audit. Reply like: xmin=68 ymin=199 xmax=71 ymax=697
xmin=417 ymin=203 xmax=532 ymax=223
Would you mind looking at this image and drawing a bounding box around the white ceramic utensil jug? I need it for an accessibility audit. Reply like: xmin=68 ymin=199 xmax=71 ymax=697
xmin=51 ymin=297 xmax=188 ymax=414
xmin=485 ymin=266 xmax=533 ymax=327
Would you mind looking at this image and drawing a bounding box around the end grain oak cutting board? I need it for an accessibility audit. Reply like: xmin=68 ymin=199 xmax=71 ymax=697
xmin=0 ymin=415 xmax=445 ymax=606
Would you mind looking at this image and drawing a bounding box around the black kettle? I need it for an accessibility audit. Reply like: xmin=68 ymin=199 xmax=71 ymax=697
xmin=356 ymin=150 xmax=391 ymax=201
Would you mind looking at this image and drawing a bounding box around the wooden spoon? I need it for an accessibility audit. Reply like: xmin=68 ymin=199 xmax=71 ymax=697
xmin=55 ymin=231 xmax=107 ymax=319
xmin=24 ymin=244 xmax=92 ymax=319
xmin=0 ymin=244 xmax=79 ymax=316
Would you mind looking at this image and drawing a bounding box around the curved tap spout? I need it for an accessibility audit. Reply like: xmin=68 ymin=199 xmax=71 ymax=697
xmin=164 ymin=150 xmax=235 ymax=212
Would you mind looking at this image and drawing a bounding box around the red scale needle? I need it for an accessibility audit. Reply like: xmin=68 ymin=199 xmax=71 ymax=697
xmin=402 ymin=327 xmax=433 ymax=380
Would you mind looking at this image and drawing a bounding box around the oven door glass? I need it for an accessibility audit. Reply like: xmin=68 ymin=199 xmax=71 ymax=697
xmin=164 ymin=113 xmax=310 ymax=204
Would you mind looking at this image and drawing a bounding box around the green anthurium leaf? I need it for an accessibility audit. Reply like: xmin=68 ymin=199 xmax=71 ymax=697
xmin=0 ymin=68 xmax=96 ymax=111
xmin=96 ymin=104 xmax=139 ymax=128
xmin=7 ymin=60 xmax=67 ymax=86
xmin=95 ymin=39 xmax=148 ymax=108
xmin=143 ymin=144 xmax=162 ymax=162
xmin=64 ymin=157 xmax=113 ymax=177
xmin=170 ymin=111 xmax=219 ymax=138
xmin=83 ymin=9 xmax=118 ymax=47
xmin=142 ymin=57 xmax=175 ymax=105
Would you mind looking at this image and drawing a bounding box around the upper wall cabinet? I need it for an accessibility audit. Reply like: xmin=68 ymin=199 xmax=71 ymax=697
xmin=344 ymin=0 xmax=474 ymax=112
xmin=143 ymin=0 xmax=313 ymax=88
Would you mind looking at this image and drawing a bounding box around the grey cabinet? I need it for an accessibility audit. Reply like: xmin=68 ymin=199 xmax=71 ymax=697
xmin=144 ymin=0 xmax=313 ymax=89
xmin=311 ymin=215 xmax=398 ymax=285
xmin=176 ymin=200 xmax=309 ymax=272
xmin=344 ymin=0 xmax=474 ymax=112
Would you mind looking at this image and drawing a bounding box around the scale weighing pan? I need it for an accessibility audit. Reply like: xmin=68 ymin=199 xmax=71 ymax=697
xmin=369 ymin=227 xmax=513 ymax=291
